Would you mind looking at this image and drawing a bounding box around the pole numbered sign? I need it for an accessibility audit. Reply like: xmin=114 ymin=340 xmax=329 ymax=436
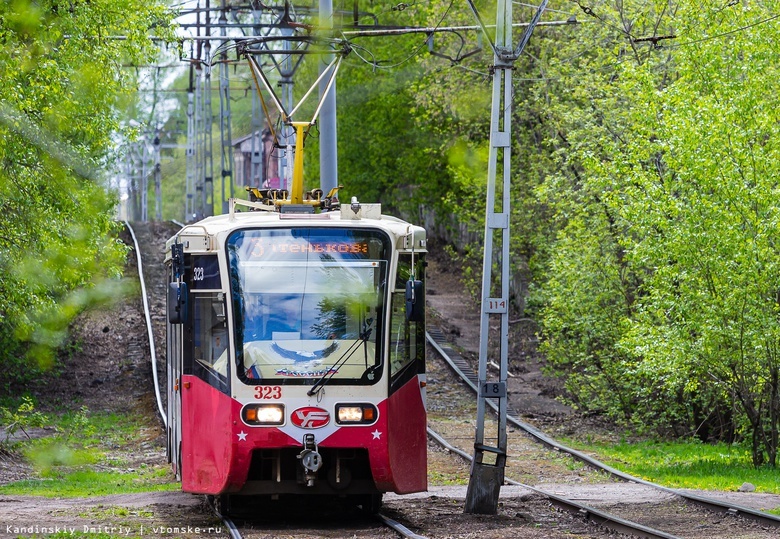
xmin=485 ymin=297 xmax=508 ymax=313
xmin=480 ymin=381 xmax=506 ymax=399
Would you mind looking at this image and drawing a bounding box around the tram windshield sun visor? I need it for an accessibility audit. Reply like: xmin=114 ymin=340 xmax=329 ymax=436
xmin=227 ymin=228 xmax=390 ymax=386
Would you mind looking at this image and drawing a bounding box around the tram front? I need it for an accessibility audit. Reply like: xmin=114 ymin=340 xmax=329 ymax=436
xmin=225 ymin=224 xmax=427 ymax=502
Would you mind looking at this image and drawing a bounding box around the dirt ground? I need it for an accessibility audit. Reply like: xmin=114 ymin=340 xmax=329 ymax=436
xmin=1 ymin=225 xmax=780 ymax=538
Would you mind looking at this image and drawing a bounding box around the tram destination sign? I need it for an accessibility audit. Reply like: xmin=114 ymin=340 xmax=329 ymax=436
xmin=245 ymin=237 xmax=371 ymax=259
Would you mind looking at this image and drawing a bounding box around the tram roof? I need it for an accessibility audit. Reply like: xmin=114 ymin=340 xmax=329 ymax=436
xmin=166 ymin=204 xmax=426 ymax=258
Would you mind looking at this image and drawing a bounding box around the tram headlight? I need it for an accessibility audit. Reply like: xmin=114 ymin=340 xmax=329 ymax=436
xmin=336 ymin=404 xmax=378 ymax=425
xmin=242 ymin=404 xmax=285 ymax=426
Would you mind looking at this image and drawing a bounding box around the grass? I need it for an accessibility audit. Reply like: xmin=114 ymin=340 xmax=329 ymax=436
xmin=78 ymin=506 xmax=155 ymax=519
xmin=565 ymin=437 xmax=780 ymax=514
xmin=428 ymin=470 xmax=469 ymax=486
xmin=0 ymin=407 xmax=178 ymax=497
xmin=2 ymin=468 xmax=178 ymax=497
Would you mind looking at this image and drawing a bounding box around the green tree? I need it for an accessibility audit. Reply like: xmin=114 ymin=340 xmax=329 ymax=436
xmin=0 ymin=0 xmax=174 ymax=390
xmin=538 ymin=0 xmax=780 ymax=465
xmin=324 ymin=1 xmax=470 ymax=223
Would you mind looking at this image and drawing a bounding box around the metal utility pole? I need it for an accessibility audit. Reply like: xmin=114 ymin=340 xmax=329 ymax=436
xmin=318 ymin=0 xmax=338 ymax=193
xmin=139 ymin=140 xmax=149 ymax=222
xmin=153 ymin=131 xmax=162 ymax=221
xmin=124 ymin=149 xmax=139 ymax=221
xmin=218 ymin=2 xmax=234 ymax=214
xmin=250 ymin=92 xmax=265 ymax=188
xmin=247 ymin=3 xmax=273 ymax=189
xmin=279 ymin=20 xmax=294 ymax=191
xmin=249 ymin=2 xmax=265 ymax=189
xmin=186 ymin=60 xmax=196 ymax=220
xmin=203 ymin=1 xmax=215 ymax=216
xmin=194 ymin=60 xmax=205 ymax=219
xmin=464 ymin=0 xmax=548 ymax=515
xmin=192 ymin=4 xmax=206 ymax=220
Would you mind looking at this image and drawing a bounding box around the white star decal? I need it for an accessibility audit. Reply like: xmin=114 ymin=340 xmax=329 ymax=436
xmin=237 ymin=431 xmax=248 ymax=441
xmin=372 ymin=429 xmax=382 ymax=440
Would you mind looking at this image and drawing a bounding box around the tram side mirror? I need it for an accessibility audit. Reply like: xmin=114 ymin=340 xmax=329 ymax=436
xmin=168 ymin=282 xmax=189 ymax=324
xmin=405 ymin=279 xmax=424 ymax=322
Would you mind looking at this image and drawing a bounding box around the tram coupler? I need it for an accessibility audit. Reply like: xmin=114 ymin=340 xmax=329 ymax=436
xmin=297 ymin=434 xmax=323 ymax=487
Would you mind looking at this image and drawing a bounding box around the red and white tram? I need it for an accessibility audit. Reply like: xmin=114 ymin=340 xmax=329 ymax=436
xmin=164 ymin=192 xmax=427 ymax=513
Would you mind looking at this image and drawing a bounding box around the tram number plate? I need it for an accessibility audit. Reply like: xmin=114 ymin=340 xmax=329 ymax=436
xmin=254 ymin=386 xmax=282 ymax=399
xmin=480 ymin=382 xmax=506 ymax=399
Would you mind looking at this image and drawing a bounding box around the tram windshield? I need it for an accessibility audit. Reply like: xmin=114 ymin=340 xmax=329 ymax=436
xmin=227 ymin=228 xmax=390 ymax=386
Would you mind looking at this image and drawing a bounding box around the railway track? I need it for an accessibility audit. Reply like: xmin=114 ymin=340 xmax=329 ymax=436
xmin=125 ymin=221 xmax=780 ymax=538
xmin=125 ymin=220 xmax=167 ymax=428
xmin=425 ymin=327 xmax=780 ymax=538
xmin=129 ymin=221 xmax=430 ymax=539
xmin=207 ymin=496 xmax=429 ymax=539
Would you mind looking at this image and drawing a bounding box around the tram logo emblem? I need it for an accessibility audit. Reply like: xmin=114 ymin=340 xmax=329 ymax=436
xmin=291 ymin=407 xmax=330 ymax=429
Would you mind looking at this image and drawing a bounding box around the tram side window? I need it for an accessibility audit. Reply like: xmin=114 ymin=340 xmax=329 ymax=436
xmin=188 ymin=292 xmax=229 ymax=392
xmin=389 ymin=254 xmax=425 ymax=381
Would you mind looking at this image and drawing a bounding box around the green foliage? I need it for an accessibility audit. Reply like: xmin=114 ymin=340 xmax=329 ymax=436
xmin=0 ymin=409 xmax=177 ymax=497
xmin=142 ymin=0 xmax=780 ymax=468
xmin=0 ymin=396 xmax=48 ymax=443
xmin=567 ymin=437 xmax=780 ymax=496
xmin=0 ymin=468 xmax=178 ymax=497
xmin=285 ymin=1 xmax=473 ymax=227
xmin=536 ymin=0 xmax=780 ymax=465
xmin=334 ymin=59 xmax=450 ymax=219
xmin=0 ymin=0 xmax=174 ymax=390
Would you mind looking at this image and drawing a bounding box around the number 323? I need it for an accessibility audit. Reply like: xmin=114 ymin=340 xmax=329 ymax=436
xmin=254 ymin=386 xmax=282 ymax=399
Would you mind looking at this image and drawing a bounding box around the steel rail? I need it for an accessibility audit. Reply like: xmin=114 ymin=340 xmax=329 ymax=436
xmin=125 ymin=221 xmax=167 ymax=428
xmin=425 ymin=329 xmax=780 ymax=529
xmin=427 ymin=427 xmax=681 ymax=539
xmin=206 ymin=496 xmax=242 ymax=539
xmin=179 ymin=203 xmax=423 ymax=539
xmin=223 ymin=516 xmax=241 ymax=539
xmin=174 ymin=219 xmax=242 ymax=539
xmin=171 ymin=219 xmax=244 ymax=539
xmin=375 ymin=513 xmax=429 ymax=539
xmin=206 ymin=495 xmax=418 ymax=539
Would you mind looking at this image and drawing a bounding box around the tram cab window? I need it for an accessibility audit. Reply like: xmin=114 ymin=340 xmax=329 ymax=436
xmin=390 ymin=254 xmax=425 ymax=384
xmin=188 ymin=292 xmax=229 ymax=392
xmin=227 ymin=228 xmax=390 ymax=386
xmin=242 ymin=294 xmax=305 ymax=342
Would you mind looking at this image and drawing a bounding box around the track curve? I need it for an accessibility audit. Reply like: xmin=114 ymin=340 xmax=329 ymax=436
xmin=130 ymin=220 xmax=425 ymax=539
xmin=426 ymin=328 xmax=780 ymax=530
xmin=125 ymin=220 xmax=167 ymax=429
xmin=426 ymin=427 xmax=681 ymax=539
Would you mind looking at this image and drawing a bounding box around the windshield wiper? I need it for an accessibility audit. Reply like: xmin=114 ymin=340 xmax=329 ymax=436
xmin=307 ymin=318 xmax=374 ymax=397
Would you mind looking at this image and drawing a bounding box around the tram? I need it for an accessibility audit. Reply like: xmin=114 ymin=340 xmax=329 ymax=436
xmin=164 ymin=186 xmax=427 ymax=513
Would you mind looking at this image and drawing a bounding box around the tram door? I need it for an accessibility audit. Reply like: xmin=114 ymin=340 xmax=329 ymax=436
xmin=387 ymin=254 xmax=427 ymax=492
xmin=166 ymin=267 xmax=184 ymax=479
xmin=177 ymin=255 xmax=233 ymax=493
